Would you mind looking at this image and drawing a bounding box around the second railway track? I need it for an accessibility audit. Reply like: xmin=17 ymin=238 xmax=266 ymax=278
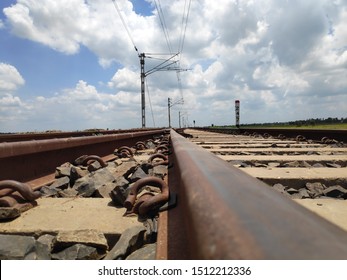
xmin=1 ymin=128 xmax=347 ymax=260
xmin=188 ymin=129 xmax=347 ymax=191
xmin=184 ymin=129 xmax=347 ymax=234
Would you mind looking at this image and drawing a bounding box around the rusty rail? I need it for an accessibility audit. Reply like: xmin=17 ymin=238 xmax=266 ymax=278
xmin=0 ymin=129 xmax=167 ymax=182
xmin=0 ymin=128 xmax=165 ymax=143
xmin=157 ymin=129 xmax=347 ymax=259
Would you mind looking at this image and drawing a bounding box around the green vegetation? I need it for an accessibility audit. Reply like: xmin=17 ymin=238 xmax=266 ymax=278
xmin=244 ymin=123 xmax=347 ymax=130
xmin=211 ymin=117 xmax=347 ymax=130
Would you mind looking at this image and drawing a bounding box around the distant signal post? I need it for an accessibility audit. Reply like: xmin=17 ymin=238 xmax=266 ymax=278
xmin=235 ymin=100 xmax=240 ymax=128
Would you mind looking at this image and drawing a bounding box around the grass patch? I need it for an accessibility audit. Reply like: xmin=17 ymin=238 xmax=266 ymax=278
xmin=243 ymin=123 xmax=347 ymax=130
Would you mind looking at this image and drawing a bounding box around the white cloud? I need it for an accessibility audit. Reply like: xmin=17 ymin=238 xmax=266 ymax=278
xmin=1 ymin=0 xmax=347 ymax=130
xmin=0 ymin=63 xmax=25 ymax=93
xmin=3 ymin=0 xmax=158 ymax=66
xmin=0 ymin=79 xmax=143 ymax=132
xmin=0 ymin=94 xmax=23 ymax=107
xmin=108 ymin=68 xmax=140 ymax=91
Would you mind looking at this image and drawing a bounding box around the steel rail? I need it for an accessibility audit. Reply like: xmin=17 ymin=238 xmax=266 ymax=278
xmin=159 ymin=129 xmax=347 ymax=259
xmin=0 ymin=129 xmax=167 ymax=182
xmin=0 ymin=128 xmax=164 ymax=143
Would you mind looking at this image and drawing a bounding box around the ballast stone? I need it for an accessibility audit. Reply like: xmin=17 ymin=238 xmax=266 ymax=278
xmin=51 ymin=244 xmax=103 ymax=260
xmin=126 ymin=243 xmax=156 ymax=260
xmin=0 ymin=234 xmax=36 ymax=260
xmin=104 ymin=225 xmax=147 ymax=260
xmin=53 ymin=229 xmax=109 ymax=252
xmin=74 ymin=168 xmax=115 ymax=197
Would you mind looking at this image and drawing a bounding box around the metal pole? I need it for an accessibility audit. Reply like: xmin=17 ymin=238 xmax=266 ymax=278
xmin=235 ymin=100 xmax=240 ymax=128
xmin=179 ymin=111 xmax=181 ymax=128
xmin=140 ymin=53 xmax=146 ymax=128
xmin=168 ymin=98 xmax=171 ymax=128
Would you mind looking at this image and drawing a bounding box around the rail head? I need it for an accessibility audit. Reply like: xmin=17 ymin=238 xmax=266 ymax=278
xmin=0 ymin=129 xmax=167 ymax=158
xmin=0 ymin=129 xmax=169 ymax=182
xmin=170 ymin=129 xmax=347 ymax=259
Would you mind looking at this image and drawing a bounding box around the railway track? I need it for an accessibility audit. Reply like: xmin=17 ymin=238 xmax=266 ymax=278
xmin=182 ymin=129 xmax=347 ymax=234
xmin=188 ymin=129 xmax=347 ymax=191
xmin=1 ymin=128 xmax=347 ymax=260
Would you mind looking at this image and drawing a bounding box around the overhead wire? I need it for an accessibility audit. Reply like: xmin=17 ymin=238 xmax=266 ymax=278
xmin=151 ymin=0 xmax=193 ymax=126
xmin=111 ymin=0 xmax=140 ymax=55
xmin=111 ymin=0 xmax=192 ymax=127
xmin=176 ymin=0 xmax=192 ymax=123
xmin=145 ymin=78 xmax=156 ymax=127
xmin=154 ymin=0 xmax=173 ymax=54
xmin=178 ymin=0 xmax=192 ymax=55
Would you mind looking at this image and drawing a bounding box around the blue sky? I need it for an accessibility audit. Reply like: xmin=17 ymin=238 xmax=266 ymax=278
xmin=0 ymin=0 xmax=346 ymax=132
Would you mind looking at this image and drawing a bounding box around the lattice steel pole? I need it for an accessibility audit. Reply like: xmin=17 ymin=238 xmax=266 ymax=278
xmin=140 ymin=53 xmax=146 ymax=128
xmin=235 ymin=100 xmax=240 ymax=128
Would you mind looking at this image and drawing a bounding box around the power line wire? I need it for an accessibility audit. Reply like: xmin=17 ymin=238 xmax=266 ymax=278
xmin=145 ymin=78 xmax=156 ymax=127
xmin=178 ymin=0 xmax=192 ymax=55
xmin=111 ymin=0 xmax=139 ymax=55
xmin=176 ymin=0 xmax=192 ymax=103
xmin=154 ymin=0 xmax=173 ymax=54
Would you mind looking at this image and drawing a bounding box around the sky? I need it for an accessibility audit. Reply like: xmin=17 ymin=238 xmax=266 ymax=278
xmin=0 ymin=0 xmax=346 ymax=132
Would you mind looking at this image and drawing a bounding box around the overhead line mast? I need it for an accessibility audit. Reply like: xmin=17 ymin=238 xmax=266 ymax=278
xmin=112 ymin=0 xmax=191 ymax=128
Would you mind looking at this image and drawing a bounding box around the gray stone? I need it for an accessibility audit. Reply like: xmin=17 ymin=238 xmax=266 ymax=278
xmin=110 ymin=160 xmax=139 ymax=179
xmin=306 ymin=182 xmax=326 ymax=198
xmin=92 ymin=168 xmax=116 ymax=186
xmin=36 ymin=234 xmax=55 ymax=260
xmin=150 ymin=165 xmax=168 ymax=179
xmin=74 ymin=155 xmax=89 ymax=165
xmin=286 ymin=188 xmax=299 ymax=195
xmin=253 ymin=162 xmax=268 ymax=168
xmin=55 ymin=162 xmax=73 ymax=178
xmin=110 ymin=177 xmax=130 ymax=206
xmin=268 ymin=162 xmax=281 ymax=168
xmin=50 ymin=176 xmax=70 ymax=190
xmin=298 ymin=188 xmax=311 ymax=199
xmin=40 ymin=185 xmax=59 ymax=197
xmin=74 ymin=168 xmax=115 ymax=197
xmin=272 ymin=184 xmax=291 ymax=198
xmin=52 ymin=244 xmax=103 ymax=260
xmin=53 ymin=230 xmax=108 ymax=252
xmin=58 ymin=187 xmax=78 ymax=198
xmin=146 ymin=141 xmax=156 ymax=149
xmin=73 ymin=166 xmax=89 ymax=179
xmin=129 ymin=167 xmax=148 ymax=183
xmin=283 ymin=161 xmax=301 ymax=168
xmin=323 ymin=185 xmax=347 ymax=198
xmin=240 ymin=151 xmax=252 ymax=155
xmin=301 ymin=161 xmax=312 ymax=168
xmin=0 ymin=234 xmax=36 ymax=260
xmin=87 ymin=161 xmax=102 ymax=172
xmin=105 ymin=162 xmax=117 ymax=170
xmin=73 ymin=177 xmax=95 ymax=197
xmin=312 ymin=163 xmax=325 ymax=168
xmin=326 ymin=162 xmax=342 ymax=168
xmin=94 ymin=182 xmax=117 ymax=198
xmin=104 ymin=225 xmax=147 ymax=260
xmin=229 ymin=160 xmax=249 ymax=168
xmin=126 ymin=243 xmax=156 ymax=260
xmin=291 ymin=193 xmax=303 ymax=199
xmin=143 ymin=218 xmax=158 ymax=243
xmin=0 ymin=207 xmax=21 ymax=220
xmin=272 ymin=183 xmax=286 ymax=192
